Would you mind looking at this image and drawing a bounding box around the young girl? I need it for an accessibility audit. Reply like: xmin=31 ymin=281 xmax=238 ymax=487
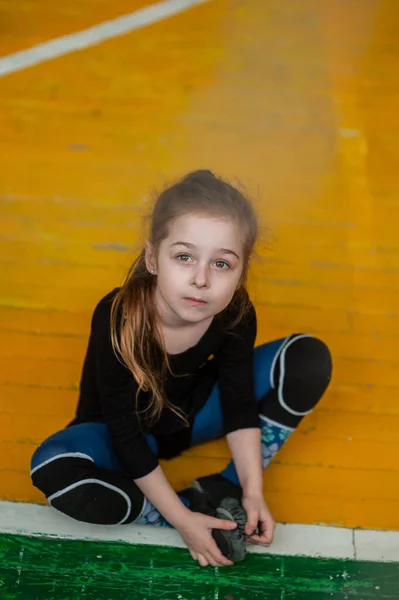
xmin=31 ymin=170 xmax=332 ymax=568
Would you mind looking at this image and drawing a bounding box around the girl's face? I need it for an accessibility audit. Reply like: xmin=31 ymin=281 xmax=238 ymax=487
xmin=147 ymin=213 xmax=245 ymax=327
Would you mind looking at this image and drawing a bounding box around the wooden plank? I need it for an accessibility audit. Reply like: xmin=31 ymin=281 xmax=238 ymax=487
xmin=0 ymin=386 xmax=77 ymax=416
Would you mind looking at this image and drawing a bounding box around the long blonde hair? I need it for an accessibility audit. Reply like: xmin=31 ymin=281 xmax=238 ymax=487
xmin=110 ymin=170 xmax=258 ymax=427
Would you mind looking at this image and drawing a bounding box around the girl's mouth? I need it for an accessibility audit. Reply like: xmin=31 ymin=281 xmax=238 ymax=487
xmin=184 ymin=297 xmax=207 ymax=306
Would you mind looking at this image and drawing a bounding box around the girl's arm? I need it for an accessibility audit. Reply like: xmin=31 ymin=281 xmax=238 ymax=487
xmin=215 ymin=298 xmax=263 ymax=495
xmin=226 ymin=428 xmax=263 ymax=495
xmin=227 ymin=428 xmax=276 ymax=545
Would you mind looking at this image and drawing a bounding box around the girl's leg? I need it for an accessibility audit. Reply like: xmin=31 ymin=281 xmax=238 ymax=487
xmin=32 ymin=334 xmax=331 ymax=527
xmin=191 ymin=333 xmax=332 ymax=487
xmin=30 ymin=422 xmax=170 ymax=526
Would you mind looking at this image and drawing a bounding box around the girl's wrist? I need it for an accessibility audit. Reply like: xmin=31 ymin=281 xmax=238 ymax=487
xmin=166 ymin=503 xmax=193 ymax=529
xmin=242 ymin=484 xmax=263 ymax=499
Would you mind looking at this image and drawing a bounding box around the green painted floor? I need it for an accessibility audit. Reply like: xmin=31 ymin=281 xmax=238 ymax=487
xmin=0 ymin=534 xmax=398 ymax=599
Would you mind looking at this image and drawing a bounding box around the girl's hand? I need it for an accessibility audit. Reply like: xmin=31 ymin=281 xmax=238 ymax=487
xmin=242 ymin=493 xmax=275 ymax=546
xmin=176 ymin=512 xmax=237 ymax=567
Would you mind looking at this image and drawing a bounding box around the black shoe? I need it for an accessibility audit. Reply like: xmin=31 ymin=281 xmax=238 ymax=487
xmin=179 ymin=475 xmax=248 ymax=563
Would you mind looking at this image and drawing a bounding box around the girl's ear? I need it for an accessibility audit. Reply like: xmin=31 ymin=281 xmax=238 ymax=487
xmin=144 ymin=240 xmax=157 ymax=274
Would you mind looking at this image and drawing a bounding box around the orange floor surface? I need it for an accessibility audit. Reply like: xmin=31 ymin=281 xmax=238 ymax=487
xmin=0 ymin=0 xmax=398 ymax=529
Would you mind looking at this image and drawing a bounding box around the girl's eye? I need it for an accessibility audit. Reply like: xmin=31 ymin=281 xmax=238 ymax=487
xmin=214 ymin=260 xmax=230 ymax=269
xmin=175 ymin=255 xmax=230 ymax=269
xmin=176 ymin=254 xmax=192 ymax=262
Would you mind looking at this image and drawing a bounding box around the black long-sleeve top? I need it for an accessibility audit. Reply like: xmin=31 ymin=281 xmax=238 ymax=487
xmin=70 ymin=288 xmax=260 ymax=479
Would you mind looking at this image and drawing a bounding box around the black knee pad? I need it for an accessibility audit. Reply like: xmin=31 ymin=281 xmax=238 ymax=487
xmin=31 ymin=456 xmax=92 ymax=497
xmin=50 ymin=480 xmax=133 ymax=525
xmin=31 ymin=456 xmax=144 ymax=525
xmin=274 ymin=334 xmax=332 ymax=414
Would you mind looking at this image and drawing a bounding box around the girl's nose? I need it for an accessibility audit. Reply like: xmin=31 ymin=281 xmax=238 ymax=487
xmin=191 ymin=265 xmax=210 ymax=288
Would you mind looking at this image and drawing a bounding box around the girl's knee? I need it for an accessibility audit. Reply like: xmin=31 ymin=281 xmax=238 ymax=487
xmin=274 ymin=334 xmax=332 ymax=415
xmin=31 ymin=450 xmax=93 ymax=498
xmin=32 ymin=452 xmax=144 ymax=525
xmin=49 ymin=480 xmax=134 ymax=525
xmin=282 ymin=333 xmax=332 ymax=383
xmin=30 ymin=430 xmax=98 ymax=497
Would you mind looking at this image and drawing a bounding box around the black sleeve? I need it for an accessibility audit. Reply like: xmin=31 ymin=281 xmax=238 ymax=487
xmin=92 ymin=293 xmax=159 ymax=479
xmin=214 ymin=299 xmax=260 ymax=434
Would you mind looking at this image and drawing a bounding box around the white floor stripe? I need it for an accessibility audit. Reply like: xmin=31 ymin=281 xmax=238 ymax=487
xmin=354 ymin=529 xmax=399 ymax=563
xmin=0 ymin=500 xmax=398 ymax=562
xmin=0 ymin=0 xmax=211 ymax=78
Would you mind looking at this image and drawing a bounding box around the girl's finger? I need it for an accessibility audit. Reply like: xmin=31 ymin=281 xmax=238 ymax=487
xmin=189 ymin=550 xmax=198 ymax=561
xmin=208 ymin=545 xmax=234 ymax=567
xmin=247 ymin=533 xmax=270 ymax=546
xmin=248 ymin=524 xmax=274 ymax=545
xmin=205 ymin=553 xmax=219 ymax=567
xmin=245 ymin=511 xmax=259 ymax=536
xmin=259 ymin=521 xmax=275 ymax=544
xmin=197 ymin=553 xmax=209 ymax=567
xmin=206 ymin=516 xmax=238 ymax=531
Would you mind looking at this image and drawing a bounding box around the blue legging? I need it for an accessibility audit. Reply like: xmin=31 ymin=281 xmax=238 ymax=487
xmin=31 ymin=338 xmax=286 ymax=482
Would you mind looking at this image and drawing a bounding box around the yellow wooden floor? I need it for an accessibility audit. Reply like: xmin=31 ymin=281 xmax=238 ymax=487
xmin=1 ymin=0 xmax=398 ymax=530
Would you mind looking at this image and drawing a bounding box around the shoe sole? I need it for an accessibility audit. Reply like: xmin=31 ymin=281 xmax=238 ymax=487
xmin=215 ymin=498 xmax=247 ymax=563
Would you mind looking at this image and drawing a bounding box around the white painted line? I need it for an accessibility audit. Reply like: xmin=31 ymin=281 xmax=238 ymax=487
xmin=354 ymin=529 xmax=399 ymax=563
xmin=0 ymin=0 xmax=211 ymax=78
xmin=250 ymin=522 xmax=354 ymax=560
xmin=1 ymin=500 xmax=398 ymax=562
